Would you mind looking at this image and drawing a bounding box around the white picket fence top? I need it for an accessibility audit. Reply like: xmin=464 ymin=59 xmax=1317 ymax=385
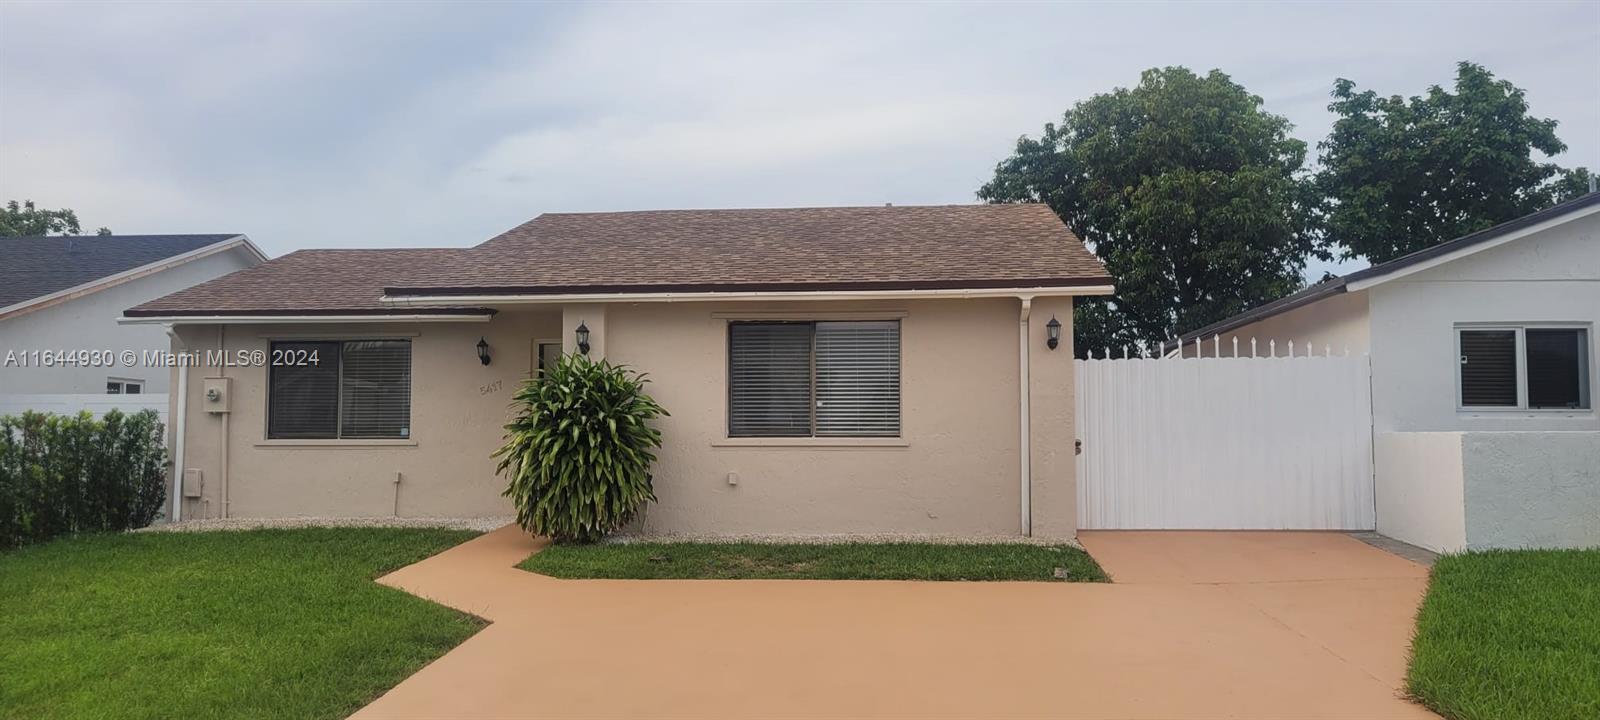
xmin=1096 ymin=333 xmax=1356 ymax=360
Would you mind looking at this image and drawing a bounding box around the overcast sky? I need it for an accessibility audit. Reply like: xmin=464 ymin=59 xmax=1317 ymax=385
xmin=2 ymin=1 xmax=1597 ymax=280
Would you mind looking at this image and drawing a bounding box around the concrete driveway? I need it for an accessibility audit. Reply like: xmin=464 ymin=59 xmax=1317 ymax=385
xmin=353 ymin=527 xmax=1435 ymax=719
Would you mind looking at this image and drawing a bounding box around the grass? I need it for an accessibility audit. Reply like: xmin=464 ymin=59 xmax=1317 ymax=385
xmin=0 ymin=528 xmax=483 ymax=720
xmin=520 ymin=540 xmax=1108 ymax=581
xmin=1407 ymin=549 xmax=1600 ymax=720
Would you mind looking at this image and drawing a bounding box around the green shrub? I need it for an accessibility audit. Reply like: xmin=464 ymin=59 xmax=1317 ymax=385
xmin=0 ymin=409 xmax=166 ymax=550
xmin=494 ymin=354 xmax=666 ymax=543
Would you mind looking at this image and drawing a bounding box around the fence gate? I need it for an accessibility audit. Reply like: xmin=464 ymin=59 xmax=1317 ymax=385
xmin=1075 ymin=345 xmax=1374 ymax=530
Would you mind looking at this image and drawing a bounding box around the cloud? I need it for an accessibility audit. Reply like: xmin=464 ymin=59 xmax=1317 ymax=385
xmin=1 ymin=0 xmax=1596 ymax=270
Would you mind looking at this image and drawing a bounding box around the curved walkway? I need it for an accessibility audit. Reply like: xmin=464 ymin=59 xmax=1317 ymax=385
xmin=353 ymin=526 xmax=1437 ymax=719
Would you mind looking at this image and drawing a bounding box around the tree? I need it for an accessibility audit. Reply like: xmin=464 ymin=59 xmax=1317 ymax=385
xmin=0 ymin=200 xmax=111 ymax=237
xmin=980 ymin=67 xmax=1320 ymax=353
xmin=1317 ymin=62 xmax=1588 ymax=263
xmin=1551 ymin=167 xmax=1595 ymax=205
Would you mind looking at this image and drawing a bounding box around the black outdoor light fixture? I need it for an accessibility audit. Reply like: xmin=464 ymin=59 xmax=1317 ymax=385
xmin=575 ymin=322 xmax=591 ymax=355
xmin=1046 ymin=316 xmax=1062 ymax=350
xmin=476 ymin=337 xmax=491 ymax=365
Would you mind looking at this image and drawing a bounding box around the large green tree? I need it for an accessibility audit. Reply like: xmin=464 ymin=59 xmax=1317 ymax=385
xmin=1317 ymin=62 xmax=1588 ymax=263
xmin=980 ymin=67 xmax=1320 ymax=354
xmin=0 ymin=200 xmax=111 ymax=237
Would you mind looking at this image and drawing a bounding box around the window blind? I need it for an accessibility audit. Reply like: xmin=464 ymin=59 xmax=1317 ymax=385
xmin=269 ymin=341 xmax=341 ymax=438
xmin=727 ymin=320 xmax=902 ymax=438
xmin=268 ymin=339 xmax=411 ymax=440
xmin=728 ymin=323 xmax=813 ymax=437
xmin=1527 ymin=328 xmax=1590 ymax=410
xmin=814 ymin=321 xmax=901 ymax=437
xmin=1459 ymin=330 xmax=1517 ymax=407
xmin=339 ymin=340 xmax=412 ymax=438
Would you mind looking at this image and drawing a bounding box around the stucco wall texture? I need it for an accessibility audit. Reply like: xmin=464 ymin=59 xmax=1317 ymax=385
xmin=1463 ymin=431 xmax=1600 ymax=550
xmin=171 ymin=311 xmax=560 ymax=522
xmin=1374 ymin=432 xmax=1467 ymax=553
xmin=171 ymin=298 xmax=1078 ymax=539
xmin=1369 ymin=212 xmax=1599 ymax=433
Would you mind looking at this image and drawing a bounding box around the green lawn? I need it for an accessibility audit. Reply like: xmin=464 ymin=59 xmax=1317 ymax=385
xmin=0 ymin=528 xmax=483 ymax=720
xmin=1408 ymin=549 xmax=1600 ymax=720
xmin=520 ymin=541 xmax=1108 ymax=581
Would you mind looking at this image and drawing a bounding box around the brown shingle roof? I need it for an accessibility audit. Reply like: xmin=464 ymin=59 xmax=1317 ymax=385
xmin=389 ymin=204 xmax=1107 ymax=296
xmin=127 ymin=204 xmax=1109 ymax=316
xmin=125 ymin=249 xmax=491 ymax=317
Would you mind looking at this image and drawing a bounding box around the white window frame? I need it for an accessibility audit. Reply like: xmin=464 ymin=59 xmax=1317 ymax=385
xmin=265 ymin=338 xmax=414 ymax=440
xmin=106 ymin=377 xmax=144 ymax=395
xmin=1455 ymin=322 xmax=1594 ymax=413
xmin=722 ymin=315 xmax=905 ymax=441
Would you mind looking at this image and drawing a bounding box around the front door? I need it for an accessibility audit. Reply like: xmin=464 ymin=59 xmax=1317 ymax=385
xmin=532 ymin=340 xmax=562 ymax=379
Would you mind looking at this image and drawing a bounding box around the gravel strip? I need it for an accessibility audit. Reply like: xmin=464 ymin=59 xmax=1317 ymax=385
xmin=137 ymin=516 xmax=514 ymax=534
xmin=139 ymin=518 xmax=1082 ymax=548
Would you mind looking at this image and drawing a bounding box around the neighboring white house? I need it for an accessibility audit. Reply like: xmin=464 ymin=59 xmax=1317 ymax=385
xmin=0 ymin=234 xmax=266 ymax=397
xmin=1175 ymin=193 xmax=1600 ymax=552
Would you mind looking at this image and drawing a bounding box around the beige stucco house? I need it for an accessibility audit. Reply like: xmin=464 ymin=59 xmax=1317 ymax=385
xmin=122 ymin=205 xmax=1111 ymax=539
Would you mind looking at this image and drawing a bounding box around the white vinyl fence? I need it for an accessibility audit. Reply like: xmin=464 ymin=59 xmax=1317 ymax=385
xmin=0 ymin=393 xmax=169 ymax=429
xmin=1075 ymin=342 xmax=1374 ymax=530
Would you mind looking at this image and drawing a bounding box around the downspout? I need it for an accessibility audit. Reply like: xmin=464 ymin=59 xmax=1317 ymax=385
xmin=1018 ymin=296 xmax=1033 ymax=537
xmin=165 ymin=326 xmax=187 ymax=522
xmin=217 ymin=325 xmax=230 ymax=519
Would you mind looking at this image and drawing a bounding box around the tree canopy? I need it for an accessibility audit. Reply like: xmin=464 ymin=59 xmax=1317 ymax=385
xmin=980 ymin=67 xmax=1320 ymax=353
xmin=982 ymin=61 xmax=1591 ymax=352
xmin=1316 ymin=62 xmax=1588 ymax=263
xmin=0 ymin=200 xmax=111 ymax=237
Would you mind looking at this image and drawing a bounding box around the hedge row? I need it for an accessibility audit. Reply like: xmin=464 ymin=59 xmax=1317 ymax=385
xmin=0 ymin=409 xmax=167 ymax=550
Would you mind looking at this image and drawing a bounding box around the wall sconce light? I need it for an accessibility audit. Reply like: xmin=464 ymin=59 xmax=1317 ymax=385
xmin=476 ymin=337 xmax=491 ymax=365
xmin=1046 ymin=316 xmax=1062 ymax=350
xmin=575 ymin=322 xmax=591 ymax=355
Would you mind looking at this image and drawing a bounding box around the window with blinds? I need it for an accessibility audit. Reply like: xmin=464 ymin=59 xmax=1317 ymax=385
xmin=727 ymin=320 xmax=901 ymax=438
xmin=340 ymin=341 xmax=412 ymax=438
xmin=268 ymin=340 xmax=411 ymax=439
xmin=1458 ymin=330 xmax=1517 ymax=407
xmin=815 ymin=321 xmax=901 ymax=436
xmin=1457 ymin=326 xmax=1591 ymax=410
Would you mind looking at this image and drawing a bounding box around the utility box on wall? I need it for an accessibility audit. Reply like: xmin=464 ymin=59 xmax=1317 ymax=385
xmin=202 ymin=377 xmax=231 ymax=413
xmin=182 ymin=468 xmax=204 ymax=498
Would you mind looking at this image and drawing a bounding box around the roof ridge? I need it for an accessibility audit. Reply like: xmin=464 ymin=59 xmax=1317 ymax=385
xmin=533 ymin=203 xmax=1044 ymax=217
xmin=0 ymin=233 xmax=240 ymax=241
xmin=287 ymin=247 xmax=466 ymax=253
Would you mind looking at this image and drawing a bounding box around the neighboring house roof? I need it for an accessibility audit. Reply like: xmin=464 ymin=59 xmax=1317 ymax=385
xmin=0 ymin=234 xmax=264 ymax=319
xmin=125 ymin=204 xmax=1110 ymax=318
xmin=124 ymin=249 xmax=493 ymax=317
xmin=387 ymin=204 xmax=1109 ymax=297
xmin=1169 ymin=191 xmax=1600 ymax=351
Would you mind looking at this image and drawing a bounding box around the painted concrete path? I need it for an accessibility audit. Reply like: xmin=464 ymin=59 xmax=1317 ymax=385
xmin=353 ymin=527 xmax=1437 ymax=719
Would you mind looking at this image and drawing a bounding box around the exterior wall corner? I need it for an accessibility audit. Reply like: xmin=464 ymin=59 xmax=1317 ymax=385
xmin=1028 ymin=296 xmax=1077 ymax=539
